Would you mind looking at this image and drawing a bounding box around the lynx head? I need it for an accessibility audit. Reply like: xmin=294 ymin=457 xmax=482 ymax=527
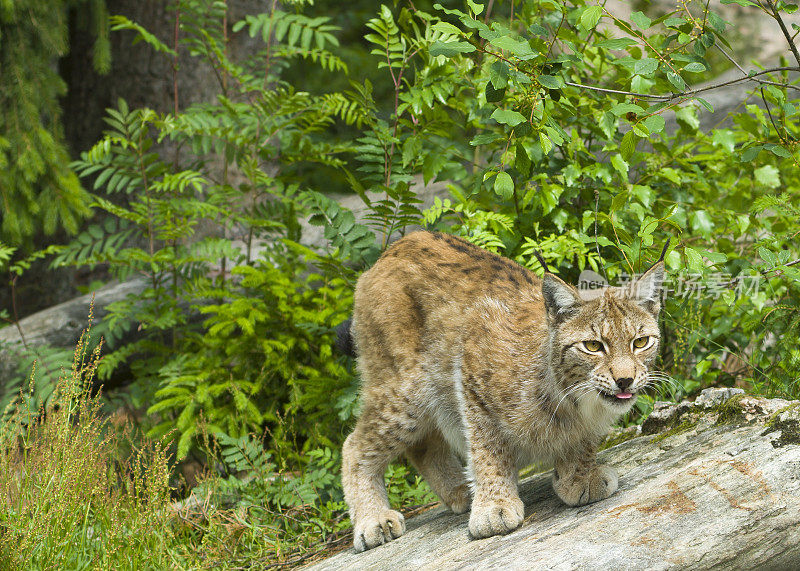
xmin=541 ymin=262 xmax=664 ymax=415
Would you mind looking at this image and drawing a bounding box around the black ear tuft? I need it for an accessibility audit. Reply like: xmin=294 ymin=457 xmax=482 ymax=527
xmin=630 ymin=261 xmax=665 ymax=315
xmin=542 ymin=274 xmax=582 ymax=321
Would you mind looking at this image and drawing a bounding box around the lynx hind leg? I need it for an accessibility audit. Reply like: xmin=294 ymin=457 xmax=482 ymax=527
xmin=406 ymin=431 xmax=471 ymax=514
xmin=342 ymin=400 xmax=421 ymax=552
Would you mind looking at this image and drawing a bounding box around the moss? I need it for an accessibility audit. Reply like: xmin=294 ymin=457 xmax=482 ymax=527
xmin=600 ymin=429 xmax=640 ymax=451
xmin=649 ymin=419 xmax=698 ymax=444
xmin=762 ymin=403 xmax=800 ymax=447
xmin=712 ymin=393 xmax=749 ymax=425
xmin=764 ymin=402 xmax=800 ymax=428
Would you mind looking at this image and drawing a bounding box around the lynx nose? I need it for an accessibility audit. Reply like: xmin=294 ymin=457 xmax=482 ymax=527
xmin=615 ymin=378 xmax=633 ymax=392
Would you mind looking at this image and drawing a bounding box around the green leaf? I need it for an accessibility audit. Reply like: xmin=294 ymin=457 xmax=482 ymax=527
xmin=754 ymin=165 xmax=781 ymax=189
xmin=684 ymin=62 xmax=706 ymax=73
xmin=740 ymin=145 xmax=763 ymax=162
xmin=695 ymin=97 xmax=714 ymax=112
xmin=712 ymin=129 xmax=735 ymax=153
xmin=611 ymin=154 xmax=629 ymax=177
xmin=684 ymin=246 xmax=704 ymax=273
xmin=489 ymin=36 xmax=536 ymax=58
xmin=539 ymin=132 xmax=553 ymax=155
xmin=537 ymin=75 xmax=562 ymax=89
xmin=485 ymin=82 xmax=506 ymax=102
xmin=664 ymin=16 xmax=688 ymax=28
xmin=700 ymin=248 xmax=727 ymax=265
xmin=634 ymin=58 xmax=658 ymax=76
xmin=690 ymin=210 xmax=714 ymax=237
xmin=632 ymin=123 xmax=650 ymax=137
xmin=489 ymin=60 xmax=509 ymax=88
xmin=764 ymin=144 xmax=792 ymax=158
xmin=596 ymin=38 xmax=637 ymax=49
xmin=580 ymin=5 xmax=602 ymax=30
xmin=611 ymin=190 xmax=629 ymax=211
xmin=611 ymin=103 xmax=644 ymax=117
xmin=675 ymin=106 xmax=699 ymax=130
xmin=491 ymin=108 xmax=527 ymax=126
xmin=621 ymin=130 xmax=637 ymax=160
xmin=515 ymin=142 xmax=531 ymax=178
xmin=429 ymin=40 xmax=476 ymax=57
xmin=176 ymin=426 xmax=197 ymax=460
xmin=667 ymin=72 xmax=686 ymax=92
xmin=466 ymin=0 xmax=485 ymax=15
xmin=643 ymin=115 xmax=666 ymax=134
xmin=630 ymin=11 xmax=652 ymax=31
xmin=471 ymin=133 xmax=504 ymax=146
xmin=432 ymin=21 xmax=463 ymax=36
xmin=494 ymin=171 xmax=514 ymax=199
xmin=598 ymin=111 xmax=616 ymax=139
xmin=758 ymin=246 xmax=777 ymax=266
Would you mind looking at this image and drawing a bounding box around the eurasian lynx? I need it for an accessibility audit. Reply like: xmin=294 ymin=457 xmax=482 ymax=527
xmin=341 ymin=231 xmax=664 ymax=552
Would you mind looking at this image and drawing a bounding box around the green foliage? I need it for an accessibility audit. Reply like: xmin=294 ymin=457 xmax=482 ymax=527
xmin=56 ymin=1 xmax=360 ymax=466
xmin=0 ymin=0 xmax=109 ymax=246
xmin=146 ymin=243 xmax=352 ymax=461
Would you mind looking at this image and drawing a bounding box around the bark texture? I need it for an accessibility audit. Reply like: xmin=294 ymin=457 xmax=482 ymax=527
xmin=0 ymin=279 xmax=146 ymax=382
xmin=308 ymin=388 xmax=800 ymax=570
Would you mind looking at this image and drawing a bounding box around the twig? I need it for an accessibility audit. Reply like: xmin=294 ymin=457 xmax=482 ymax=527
xmin=562 ymin=82 xmax=670 ymax=100
xmin=760 ymin=86 xmax=791 ymax=144
xmin=9 ymin=275 xmax=29 ymax=351
xmin=766 ymin=0 xmax=800 ymax=67
xmin=565 ymin=66 xmax=800 ymax=102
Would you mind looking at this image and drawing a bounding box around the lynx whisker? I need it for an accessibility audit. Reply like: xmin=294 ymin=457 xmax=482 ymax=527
xmin=544 ymin=381 xmax=594 ymax=435
xmin=644 ymin=371 xmax=681 ymax=393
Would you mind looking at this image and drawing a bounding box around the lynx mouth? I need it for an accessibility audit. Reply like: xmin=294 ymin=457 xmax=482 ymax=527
xmin=599 ymin=390 xmax=636 ymax=404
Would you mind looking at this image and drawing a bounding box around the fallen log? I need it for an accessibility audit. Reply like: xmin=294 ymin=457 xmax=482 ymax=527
xmin=307 ymin=388 xmax=800 ymax=570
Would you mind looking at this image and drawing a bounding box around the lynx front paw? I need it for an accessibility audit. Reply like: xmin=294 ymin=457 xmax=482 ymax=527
xmin=468 ymin=496 xmax=524 ymax=539
xmin=553 ymin=464 xmax=618 ymax=506
xmin=352 ymin=509 xmax=406 ymax=552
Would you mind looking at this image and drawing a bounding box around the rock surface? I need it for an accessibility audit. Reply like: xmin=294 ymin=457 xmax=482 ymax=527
xmin=307 ymin=389 xmax=800 ymax=570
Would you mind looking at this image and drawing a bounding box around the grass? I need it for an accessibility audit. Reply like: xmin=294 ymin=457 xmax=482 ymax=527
xmin=0 ymin=318 xmax=438 ymax=569
xmin=0 ymin=325 xmax=178 ymax=570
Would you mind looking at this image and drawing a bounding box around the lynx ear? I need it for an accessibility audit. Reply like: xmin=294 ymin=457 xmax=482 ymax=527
xmin=542 ymin=273 xmax=582 ymax=321
xmin=630 ymin=261 xmax=665 ymax=315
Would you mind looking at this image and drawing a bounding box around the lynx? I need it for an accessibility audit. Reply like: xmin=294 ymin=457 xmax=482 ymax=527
xmin=341 ymin=231 xmax=664 ymax=552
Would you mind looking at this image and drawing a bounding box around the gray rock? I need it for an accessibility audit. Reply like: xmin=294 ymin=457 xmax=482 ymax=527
xmin=307 ymin=393 xmax=800 ymax=570
xmin=695 ymin=387 xmax=745 ymax=408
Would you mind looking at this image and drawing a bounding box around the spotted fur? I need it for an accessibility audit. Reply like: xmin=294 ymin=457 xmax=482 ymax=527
xmin=342 ymin=231 xmax=664 ymax=551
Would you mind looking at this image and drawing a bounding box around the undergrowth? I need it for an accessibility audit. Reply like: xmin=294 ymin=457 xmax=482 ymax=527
xmin=0 ymin=315 xmax=436 ymax=569
xmin=2 ymin=0 xmax=800 ymax=565
xmin=0 ymin=317 xmax=176 ymax=569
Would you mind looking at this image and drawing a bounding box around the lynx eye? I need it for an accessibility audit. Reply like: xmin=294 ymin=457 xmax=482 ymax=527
xmin=582 ymin=340 xmax=604 ymax=353
xmin=632 ymin=336 xmax=651 ymax=349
